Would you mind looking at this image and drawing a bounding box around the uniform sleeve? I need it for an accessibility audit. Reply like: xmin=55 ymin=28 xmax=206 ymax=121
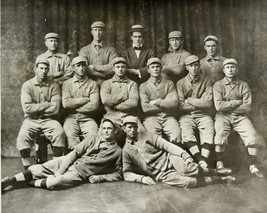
xmin=213 ymin=82 xmax=240 ymax=112
xmin=115 ymin=82 xmax=139 ymax=112
xmin=62 ymin=80 xmax=89 ymax=109
xmin=139 ymin=84 xmax=161 ymax=113
xmin=158 ymin=81 xmax=178 ymax=109
xmin=100 ymin=81 xmax=127 ymax=107
xmin=21 ymin=82 xmax=49 ymax=114
xmin=43 ymin=83 xmax=61 ymax=116
xmin=57 ymin=138 xmax=94 ymax=174
xmin=63 ymin=55 xmax=72 ymax=77
xmin=76 ymin=81 xmax=100 ymax=113
xmin=122 ymin=150 xmax=144 ymax=183
xmin=93 ymin=47 xmax=118 ymax=77
xmin=176 ymin=81 xmax=196 ymax=112
xmin=94 ymin=150 xmax=123 ymax=182
xmin=232 ymin=82 xmax=252 ymax=114
xmin=187 ymin=80 xmax=213 ymax=109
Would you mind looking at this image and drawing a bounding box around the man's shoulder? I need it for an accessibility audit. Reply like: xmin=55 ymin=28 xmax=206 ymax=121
xmin=22 ymin=77 xmax=35 ymax=87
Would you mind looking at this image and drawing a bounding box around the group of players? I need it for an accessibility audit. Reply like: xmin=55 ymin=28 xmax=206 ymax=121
xmin=1 ymin=21 xmax=264 ymax=193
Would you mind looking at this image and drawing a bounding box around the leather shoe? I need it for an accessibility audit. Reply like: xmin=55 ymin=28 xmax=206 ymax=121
xmin=1 ymin=177 xmax=11 ymax=193
xmin=216 ymin=167 xmax=232 ymax=176
xmin=220 ymin=175 xmax=236 ymax=184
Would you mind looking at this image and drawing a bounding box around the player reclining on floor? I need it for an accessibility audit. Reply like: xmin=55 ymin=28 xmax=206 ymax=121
xmin=1 ymin=119 xmax=122 ymax=192
xmin=122 ymin=116 xmax=236 ymax=188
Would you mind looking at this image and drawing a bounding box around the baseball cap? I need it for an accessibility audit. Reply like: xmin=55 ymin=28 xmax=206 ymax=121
xmin=168 ymin=31 xmax=183 ymax=38
xmin=112 ymin=57 xmax=127 ymax=66
xmin=35 ymin=56 xmax=49 ymax=66
xmin=203 ymin=35 xmax=219 ymax=44
xmin=72 ymin=56 xmax=87 ymax=66
xmin=122 ymin=116 xmax=138 ymax=125
xmin=184 ymin=55 xmax=199 ymax=65
xmin=130 ymin=24 xmax=144 ymax=33
xmin=147 ymin=57 xmax=162 ymax=67
xmin=223 ymin=58 xmax=238 ymax=67
xmin=91 ymin=21 xmax=105 ymax=29
xmin=45 ymin=32 xmax=59 ymax=40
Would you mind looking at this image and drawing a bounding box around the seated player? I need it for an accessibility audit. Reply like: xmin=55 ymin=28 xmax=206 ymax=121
xmin=213 ymin=58 xmax=264 ymax=178
xmin=17 ymin=57 xmax=65 ymax=170
xmin=176 ymin=55 xmax=215 ymax=169
xmin=100 ymin=57 xmax=144 ymax=147
xmin=62 ymin=56 xmax=99 ymax=152
xmin=139 ymin=57 xmax=181 ymax=144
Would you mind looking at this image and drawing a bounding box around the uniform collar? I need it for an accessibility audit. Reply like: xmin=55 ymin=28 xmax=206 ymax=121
xmin=33 ymin=77 xmax=49 ymax=86
xmin=73 ymin=75 xmax=88 ymax=83
xmin=126 ymin=137 xmax=138 ymax=145
xmin=149 ymin=77 xmax=162 ymax=86
xmin=112 ymin=75 xmax=128 ymax=83
xmin=44 ymin=50 xmax=62 ymax=58
xmin=223 ymin=77 xmax=239 ymax=85
xmin=167 ymin=46 xmax=183 ymax=53
xmin=95 ymin=136 xmax=116 ymax=149
xmin=186 ymin=74 xmax=201 ymax=84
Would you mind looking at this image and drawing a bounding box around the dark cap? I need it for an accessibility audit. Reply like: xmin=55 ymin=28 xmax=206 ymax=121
xmin=45 ymin=32 xmax=59 ymax=40
xmin=130 ymin=24 xmax=144 ymax=33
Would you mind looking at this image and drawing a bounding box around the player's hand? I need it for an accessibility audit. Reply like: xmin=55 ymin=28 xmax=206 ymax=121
xmin=88 ymin=65 xmax=94 ymax=71
xmin=141 ymin=176 xmax=156 ymax=185
xmin=89 ymin=175 xmax=100 ymax=183
xmin=235 ymin=100 xmax=243 ymax=105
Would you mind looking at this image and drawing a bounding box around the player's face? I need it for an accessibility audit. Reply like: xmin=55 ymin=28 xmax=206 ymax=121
xmin=35 ymin=63 xmax=49 ymax=81
xmin=148 ymin=63 xmax=161 ymax=78
xmin=102 ymin=121 xmax=116 ymax=141
xmin=204 ymin=40 xmax=218 ymax=57
xmin=124 ymin=123 xmax=138 ymax=139
xmin=169 ymin=37 xmax=182 ymax=50
xmin=113 ymin=62 xmax=127 ymax=78
xmin=91 ymin=28 xmax=104 ymax=42
xmin=131 ymin=32 xmax=143 ymax=46
xmin=73 ymin=62 xmax=86 ymax=78
xmin=45 ymin=38 xmax=58 ymax=52
xmin=223 ymin=64 xmax=238 ymax=78
xmin=186 ymin=61 xmax=200 ymax=78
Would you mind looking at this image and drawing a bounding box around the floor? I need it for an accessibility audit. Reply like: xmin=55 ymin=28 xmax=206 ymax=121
xmin=1 ymin=157 xmax=267 ymax=213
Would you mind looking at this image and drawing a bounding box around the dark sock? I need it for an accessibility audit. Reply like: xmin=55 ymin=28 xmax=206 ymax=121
xmin=186 ymin=142 xmax=203 ymax=163
xmin=196 ymin=176 xmax=206 ymax=187
xmin=216 ymin=152 xmax=225 ymax=162
xmin=248 ymin=155 xmax=257 ymax=166
xmin=52 ymin=147 xmax=64 ymax=157
xmin=40 ymin=179 xmax=48 ymax=189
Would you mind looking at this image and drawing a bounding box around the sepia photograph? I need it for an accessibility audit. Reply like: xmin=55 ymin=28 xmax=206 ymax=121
xmin=1 ymin=0 xmax=267 ymax=212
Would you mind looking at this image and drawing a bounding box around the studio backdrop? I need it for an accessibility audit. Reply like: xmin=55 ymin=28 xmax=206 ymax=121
xmin=1 ymin=0 xmax=267 ymax=156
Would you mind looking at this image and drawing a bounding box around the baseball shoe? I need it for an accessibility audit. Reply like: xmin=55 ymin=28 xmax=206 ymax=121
xmin=1 ymin=177 xmax=11 ymax=193
xmin=216 ymin=167 xmax=232 ymax=176
xmin=250 ymin=165 xmax=264 ymax=178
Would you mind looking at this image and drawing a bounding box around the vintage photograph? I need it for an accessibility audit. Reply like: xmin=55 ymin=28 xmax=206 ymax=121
xmin=1 ymin=0 xmax=267 ymax=212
